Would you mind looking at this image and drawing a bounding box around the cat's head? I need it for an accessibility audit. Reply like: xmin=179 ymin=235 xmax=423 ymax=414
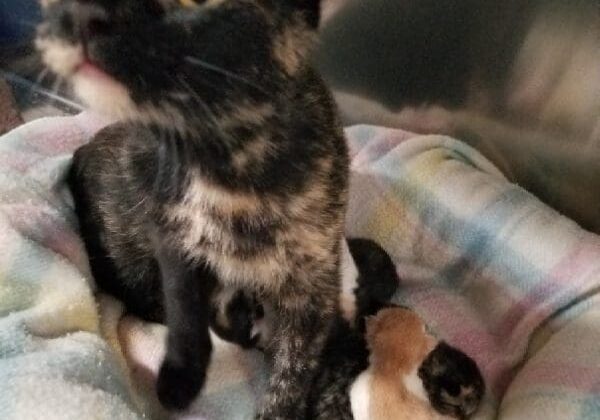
xmin=36 ymin=0 xmax=321 ymax=125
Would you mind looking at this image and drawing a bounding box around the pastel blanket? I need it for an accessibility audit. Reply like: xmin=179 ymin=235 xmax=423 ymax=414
xmin=0 ymin=113 xmax=599 ymax=420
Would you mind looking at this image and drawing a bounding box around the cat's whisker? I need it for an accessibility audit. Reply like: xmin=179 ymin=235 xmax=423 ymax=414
xmin=184 ymin=56 xmax=267 ymax=94
xmin=175 ymin=75 xmax=240 ymax=153
xmin=152 ymin=125 xmax=169 ymax=197
xmin=50 ymin=75 xmax=65 ymax=97
xmin=35 ymin=68 xmax=51 ymax=86
xmin=174 ymin=77 xmax=208 ymax=114
xmin=174 ymin=76 xmax=226 ymax=131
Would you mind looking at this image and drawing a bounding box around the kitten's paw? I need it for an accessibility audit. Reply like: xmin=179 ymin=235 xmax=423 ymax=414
xmin=418 ymin=342 xmax=485 ymax=419
xmin=156 ymin=359 xmax=206 ymax=410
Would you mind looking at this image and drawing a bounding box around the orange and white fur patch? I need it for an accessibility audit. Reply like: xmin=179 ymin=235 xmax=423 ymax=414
xmin=350 ymin=308 xmax=451 ymax=420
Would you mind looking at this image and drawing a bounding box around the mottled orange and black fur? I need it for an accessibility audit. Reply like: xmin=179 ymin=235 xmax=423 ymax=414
xmin=36 ymin=0 xmax=348 ymax=417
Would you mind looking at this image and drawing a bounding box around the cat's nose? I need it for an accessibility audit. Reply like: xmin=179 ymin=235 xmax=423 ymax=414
xmin=73 ymin=2 xmax=111 ymax=40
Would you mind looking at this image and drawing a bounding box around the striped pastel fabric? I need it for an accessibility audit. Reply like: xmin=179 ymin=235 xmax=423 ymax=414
xmin=344 ymin=126 xmax=600 ymax=420
xmin=0 ymin=115 xmax=598 ymax=420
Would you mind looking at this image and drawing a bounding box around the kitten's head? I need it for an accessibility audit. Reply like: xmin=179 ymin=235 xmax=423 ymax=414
xmin=366 ymin=308 xmax=484 ymax=419
xmin=36 ymin=0 xmax=321 ymax=125
xmin=419 ymin=342 xmax=485 ymax=419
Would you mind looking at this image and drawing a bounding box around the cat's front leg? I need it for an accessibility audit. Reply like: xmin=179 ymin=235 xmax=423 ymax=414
xmin=257 ymin=272 xmax=338 ymax=420
xmin=153 ymin=235 xmax=217 ymax=410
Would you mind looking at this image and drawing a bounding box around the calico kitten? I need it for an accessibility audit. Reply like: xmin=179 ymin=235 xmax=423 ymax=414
xmin=36 ymin=0 xmax=348 ymax=417
xmin=214 ymin=238 xmax=485 ymax=419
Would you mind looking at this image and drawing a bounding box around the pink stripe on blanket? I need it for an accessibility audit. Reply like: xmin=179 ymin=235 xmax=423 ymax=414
xmin=496 ymin=240 xmax=600 ymax=345
xmin=0 ymin=150 xmax=42 ymax=172
xmin=3 ymin=203 xmax=86 ymax=268
xmin=513 ymin=363 xmax=600 ymax=392
xmin=349 ymin=127 xmax=415 ymax=166
xmin=408 ymin=290 xmax=495 ymax=358
xmin=4 ymin=112 xmax=111 ymax=156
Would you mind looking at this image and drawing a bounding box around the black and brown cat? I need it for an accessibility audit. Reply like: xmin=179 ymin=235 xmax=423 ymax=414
xmin=37 ymin=0 xmax=348 ymax=418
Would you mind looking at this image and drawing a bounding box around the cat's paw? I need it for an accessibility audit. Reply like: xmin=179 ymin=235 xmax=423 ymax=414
xmin=418 ymin=342 xmax=485 ymax=419
xmin=156 ymin=358 xmax=206 ymax=410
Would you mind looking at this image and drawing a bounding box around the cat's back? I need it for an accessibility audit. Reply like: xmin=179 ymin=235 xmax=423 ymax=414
xmin=70 ymin=123 xmax=160 ymax=284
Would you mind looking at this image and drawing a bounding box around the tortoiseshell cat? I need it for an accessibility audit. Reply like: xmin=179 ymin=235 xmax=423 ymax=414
xmin=36 ymin=0 xmax=348 ymax=417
